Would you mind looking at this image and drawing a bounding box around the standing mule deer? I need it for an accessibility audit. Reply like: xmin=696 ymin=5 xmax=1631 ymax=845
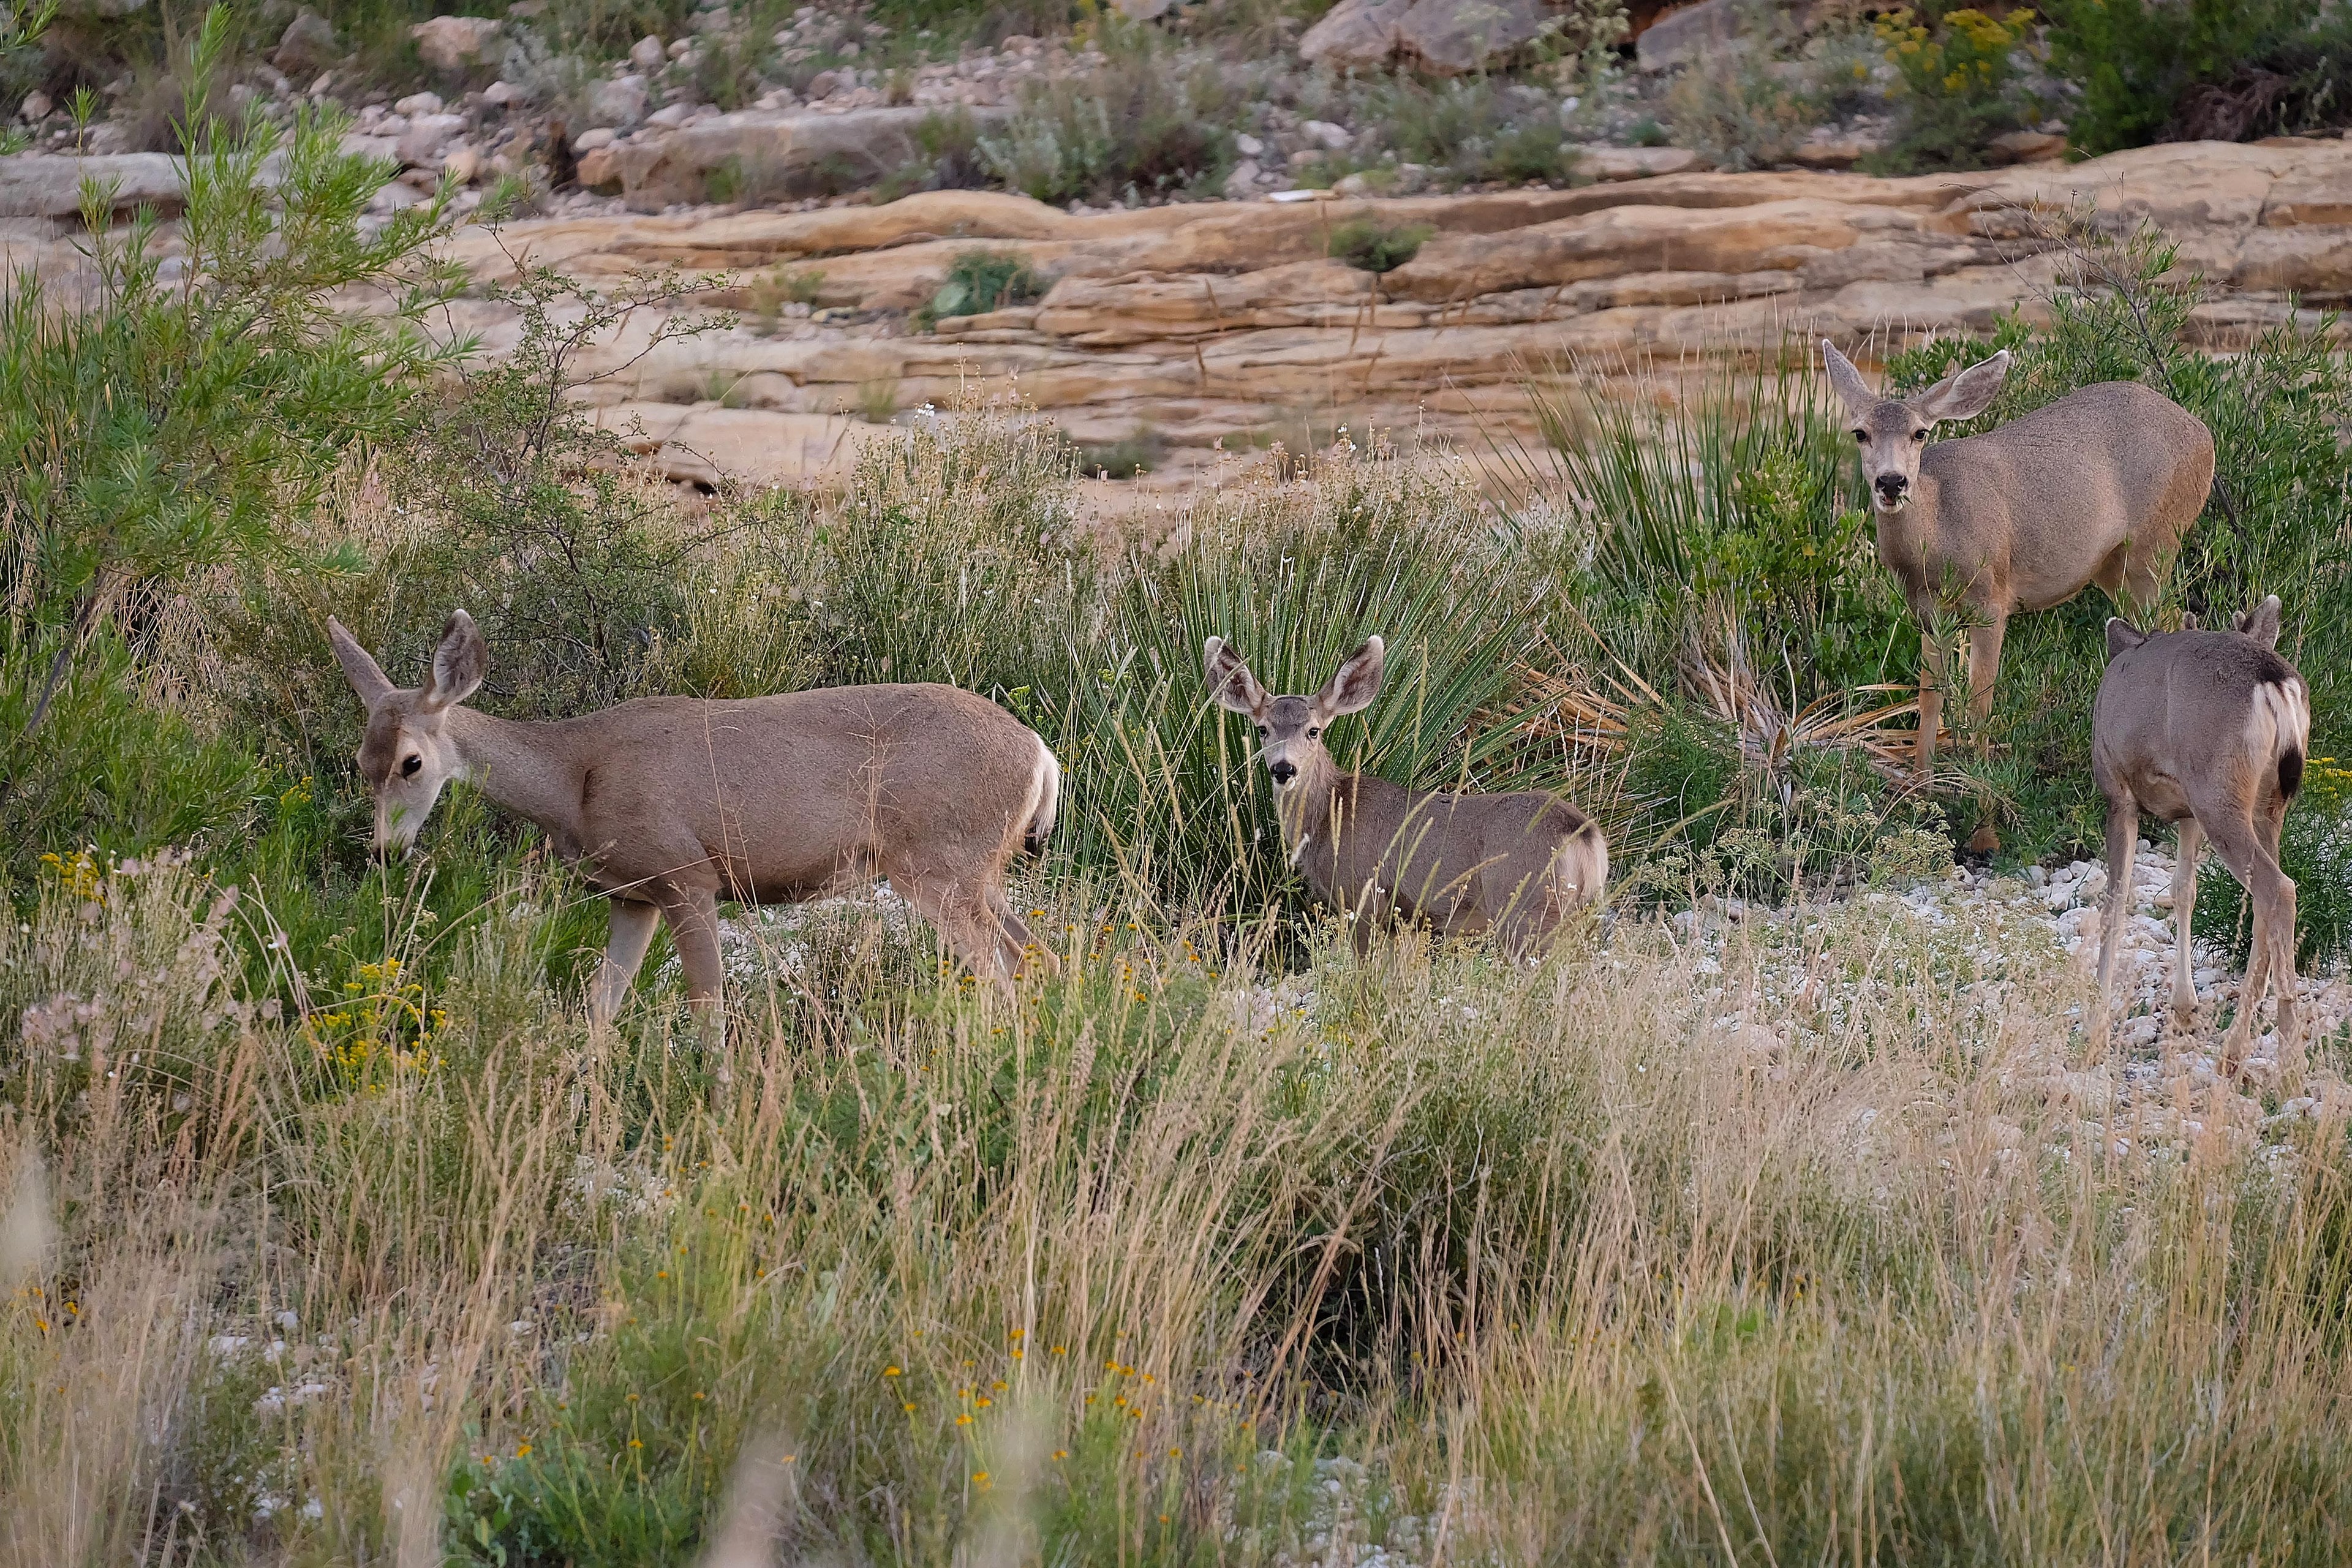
xmin=2089 ymin=595 xmax=2309 ymax=1075
xmin=328 ymin=611 xmax=1061 ymax=1023
xmin=1820 ymin=341 xmax=2215 ymax=798
xmin=1204 ymin=636 xmax=1607 ymax=955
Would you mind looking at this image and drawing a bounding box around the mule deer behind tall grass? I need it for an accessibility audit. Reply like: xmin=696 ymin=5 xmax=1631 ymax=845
xmin=1204 ymin=636 xmax=1607 ymax=955
xmin=2090 ymin=595 xmax=2309 ymax=1075
xmin=1821 ymin=341 xmax=2215 ymax=804
xmin=329 ymin=611 xmax=1061 ymax=1022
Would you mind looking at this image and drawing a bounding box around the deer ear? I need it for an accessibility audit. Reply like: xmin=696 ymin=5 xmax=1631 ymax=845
xmin=1912 ymin=349 xmax=2010 ymax=424
xmin=419 ymin=610 xmax=488 ymax=712
xmin=327 ymin=617 xmax=396 ymax=707
xmin=1202 ymin=637 xmax=1269 ymax=717
xmin=2104 ymin=617 xmax=2148 ymax=662
xmin=1316 ymin=636 xmax=1387 ymax=717
xmin=2180 ymin=611 xmax=2200 ymax=632
xmin=1820 ymin=339 xmax=1875 ymax=418
xmin=2234 ymin=594 xmax=2283 ymax=648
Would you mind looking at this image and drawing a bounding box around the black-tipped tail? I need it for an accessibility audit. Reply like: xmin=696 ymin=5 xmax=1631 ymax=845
xmin=2281 ymin=745 xmax=2305 ymax=802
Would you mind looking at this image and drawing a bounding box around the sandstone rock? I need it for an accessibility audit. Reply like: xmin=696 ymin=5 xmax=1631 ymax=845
xmin=1571 ymin=145 xmax=1711 ymax=180
xmin=1636 ymin=0 xmax=1802 ymax=70
xmin=1223 ymin=160 xmax=1261 ymax=199
xmin=577 ymin=146 xmax=620 ymax=189
xmin=482 ymin=80 xmax=523 ymax=108
xmin=18 ymin=91 xmax=53 ymax=122
xmin=1300 ymin=0 xmax=1555 ymax=74
xmin=444 ymin=145 xmax=483 ymax=184
xmin=630 ymin=35 xmax=668 ymax=70
xmin=1791 ymin=136 xmax=1877 ymax=170
xmin=397 ymin=113 xmax=467 ymax=167
xmin=0 ymin=152 xmax=186 ymax=219
xmin=609 ymin=105 xmax=1010 ymax=209
xmin=587 ymin=75 xmax=650 ymax=130
xmin=394 ymin=92 xmax=444 ymax=117
xmin=1300 ymin=119 xmax=1352 ymax=151
xmin=273 ymin=10 xmax=339 ymax=77
xmin=1988 ymin=129 xmax=2066 ymax=165
xmin=412 ymin=15 xmax=503 ymax=74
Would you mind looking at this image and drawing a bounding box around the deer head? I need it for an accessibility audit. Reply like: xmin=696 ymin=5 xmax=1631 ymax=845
xmin=1202 ymin=635 xmax=1385 ymax=793
xmin=1821 ymin=340 xmax=2011 ymax=515
xmin=328 ymin=611 xmax=489 ymax=854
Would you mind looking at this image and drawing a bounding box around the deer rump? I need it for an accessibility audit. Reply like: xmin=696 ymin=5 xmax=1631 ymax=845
xmin=1297 ymin=777 xmax=1605 ymax=937
xmin=552 ymin=684 xmax=1054 ymax=903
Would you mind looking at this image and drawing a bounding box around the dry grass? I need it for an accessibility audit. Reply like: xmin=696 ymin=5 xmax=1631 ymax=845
xmin=6 ymin=844 xmax=2352 ymax=1563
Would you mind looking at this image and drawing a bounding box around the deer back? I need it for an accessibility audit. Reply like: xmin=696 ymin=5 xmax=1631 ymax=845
xmin=543 ymin=682 xmax=1053 ymax=897
xmin=1913 ymin=382 xmax=2213 ymax=612
xmin=2092 ymin=627 xmax=2306 ymax=819
xmin=1298 ymin=772 xmax=1593 ymax=925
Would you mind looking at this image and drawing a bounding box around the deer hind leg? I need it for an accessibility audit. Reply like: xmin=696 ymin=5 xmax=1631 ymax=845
xmin=2090 ymin=793 xmax=2138 ymax=1060
xmin=986 ymin=881 xmax=1059 ymax=979
xmin=2258 ymin=791 xmax=2304 ymax=1079
xmin=591 ymin=898 xmax=663 ymax=1028
xmin=893 ymin=864 xmax=1021 ymax=1000
xmin=2169 ymin=816 xmax=2203 ymax=1030
xmin=2199 ymin=805 xmax=2294 ymax=1074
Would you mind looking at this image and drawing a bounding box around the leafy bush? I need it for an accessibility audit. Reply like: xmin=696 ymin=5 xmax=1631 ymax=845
xmin=920 ymin=248 xmax=1045 ymax=327
xmin=1310 ymin=75 xmax=1575 ymax=189
xmin=977 ymin=21 xmax=1238 ymax=205
xmin=1325 ymin=217 xmax=1432 ymax=274
xmin=1664 ymin=37 xmax=1822 ymax=171
xmin=2043 ymin=0 xmax=2352 ymax=154
xmin=1868 ymin=6 xmax=2040 ymax=172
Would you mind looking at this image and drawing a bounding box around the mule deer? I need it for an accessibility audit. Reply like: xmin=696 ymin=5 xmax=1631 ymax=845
xmin=1204 ymin=636 xmax=1607 ymax=955
xmin=2089 ymin=595 xmax=2309 ymax=1075
xmin=1820 ymin=341 xmax=2215 ymax=794
xmin=328 ymin=611 xmax=1061 ymax=1023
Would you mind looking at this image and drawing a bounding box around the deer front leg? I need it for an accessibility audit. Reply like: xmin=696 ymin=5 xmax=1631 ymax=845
xmin=1915 ymin=617 xmax=1948 ymax=781
xmin=2089 ymin=795 xmax=2138 ymax=1059
xmin=2169 ymin=817 xmax=2201 ymax=1030
xmin=1964 ymin=608 xmax=2007 ymax=733
xmin=656 ymin=885 xmax=731 ymax=1087
xmin=591 ymin=898 xmax=663 ymax=1028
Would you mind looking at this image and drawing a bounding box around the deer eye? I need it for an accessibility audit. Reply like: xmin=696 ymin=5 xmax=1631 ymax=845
xmin=399 ymin=755 xmax=423 ymax=778
xmin=1307 ymin=727 xmax=1321 ymax=738
xmin=1254 ymin=724 xmax=1267 ymax=737
xmin=1912 ymin=429 xmax=1929 ymax=442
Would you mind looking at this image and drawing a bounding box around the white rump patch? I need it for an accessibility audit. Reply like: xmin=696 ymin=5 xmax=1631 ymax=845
xmin=2246 ymin=677 xmax=2312 ymax=767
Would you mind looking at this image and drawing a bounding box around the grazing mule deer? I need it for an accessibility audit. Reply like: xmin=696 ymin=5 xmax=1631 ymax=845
xmin=1204 ymin=636 xmax=1607 ymax=955
xmin=1820 ymin=341 xmax=2215 ymax=791
xmin=2089 ymin=596 xmax=2309 ymax=1074
xmin=328 ymin=611 xmax=1061 ymax=1023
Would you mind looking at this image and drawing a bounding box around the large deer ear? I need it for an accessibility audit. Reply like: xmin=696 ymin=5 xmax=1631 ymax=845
xmin=327 ymin=617 xmax=395 ymax=707
xmin=1315 ymin=636 xmax=1387 ymax=717
xmin=2105 ymin=617 xmax=2148 ymax=663
xmin=1912 ymin=349 xmax=2010 ymax=424
xmin=418 ymin=610 xmax=488 ymax=712
xmin=2234 ymin=594 xmax=2283 ymax=649
xmin=1202 ymin=637 xmax=1270 ymax=717
xmin=1820 ymin=339 xmax=1876 ymax=418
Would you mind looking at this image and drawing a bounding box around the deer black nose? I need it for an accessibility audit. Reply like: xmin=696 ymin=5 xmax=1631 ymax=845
xmin=1875 ymin=473 xmax=1908 ymax=500
xmin=1268 ymin=760 xmax=1297 ymax=785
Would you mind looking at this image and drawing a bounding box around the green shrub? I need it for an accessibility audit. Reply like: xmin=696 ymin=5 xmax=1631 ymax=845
xmin=921 ymin=248 xmax=1045 ymax=326
xmin=1866 ymin=6 xmax=2040 ymax=172
xmin=1664 ymin=36 xmax=1820 ymax=171
xmin=1325 ymin=217 xmax=1433 ymax=274
xmin=1311 ymin=76 xmax=1574 ymax=189
xmin=976 ymin=21 xmax=1237 ymax=205
xmin=2043 ymin=0 xmax=2352 ymax=154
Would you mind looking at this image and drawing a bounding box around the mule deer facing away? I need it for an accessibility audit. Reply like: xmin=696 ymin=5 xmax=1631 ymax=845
xmin=1204 ymin=636 xmax=1607 ymax=955
xmin=2090 ymin=596 xmax=2309 ymax=1075
xmin=328 ymin=611 xmax=1061 ymax=1024
xmin=1820 ymin=341 xmax=2215 ymax=803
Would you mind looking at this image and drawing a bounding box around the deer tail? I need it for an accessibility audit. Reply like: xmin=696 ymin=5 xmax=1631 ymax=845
xmin=1552 ymin=816 xmax=1609 ymax=908
xmin=2248 ymin=673 xmax=2310 ymax=804
xmin=1023 ymin=736 xmax=1062 ymax=855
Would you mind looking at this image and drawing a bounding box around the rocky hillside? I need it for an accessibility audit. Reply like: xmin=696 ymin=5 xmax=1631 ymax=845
xmin=8 ymin=134 xmax=2352 ymax=493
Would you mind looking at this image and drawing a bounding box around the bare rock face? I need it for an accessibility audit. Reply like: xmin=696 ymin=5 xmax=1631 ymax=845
xmin=1300 ymin=0 xmax=1555 ymax=74
xmin=272 ymin=10 xmax=341 ymax=78
xmin=1636 ymin=0 xmax=1807 ymax=70
xmin=0 ymin=153 xmax=188 ymax=219
xmin=609 ymin=106 xmax=1010 ymax=209
xmin=411 ymin=16 xmax=504 ymax=74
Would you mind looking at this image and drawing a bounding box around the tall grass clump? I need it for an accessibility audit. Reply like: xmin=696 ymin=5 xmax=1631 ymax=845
xmin=977 ymin=20 xmax=1239 ymax=205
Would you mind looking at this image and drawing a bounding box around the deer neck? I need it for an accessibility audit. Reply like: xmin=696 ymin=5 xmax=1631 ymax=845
xmin=444 ymin=707 xmax=589 ymax=849
xmin=1275 ymin=747 xmax=1348 ymax=871
xmin=1876 ymin=466 xmax=1945 ymax=582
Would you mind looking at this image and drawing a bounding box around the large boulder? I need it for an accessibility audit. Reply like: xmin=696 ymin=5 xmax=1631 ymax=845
xmin=609 ymin=107 xmax=1009 ymax=210
xmin=1300 ymin=0 xmax=1556 ymax=74
xmin=411 ymin=15 xmax=504 ymax=74
xmin=272 ymin=10 xmax=341 ymax=77
xmin=0 ymin=153 xmax=187 ymax=219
